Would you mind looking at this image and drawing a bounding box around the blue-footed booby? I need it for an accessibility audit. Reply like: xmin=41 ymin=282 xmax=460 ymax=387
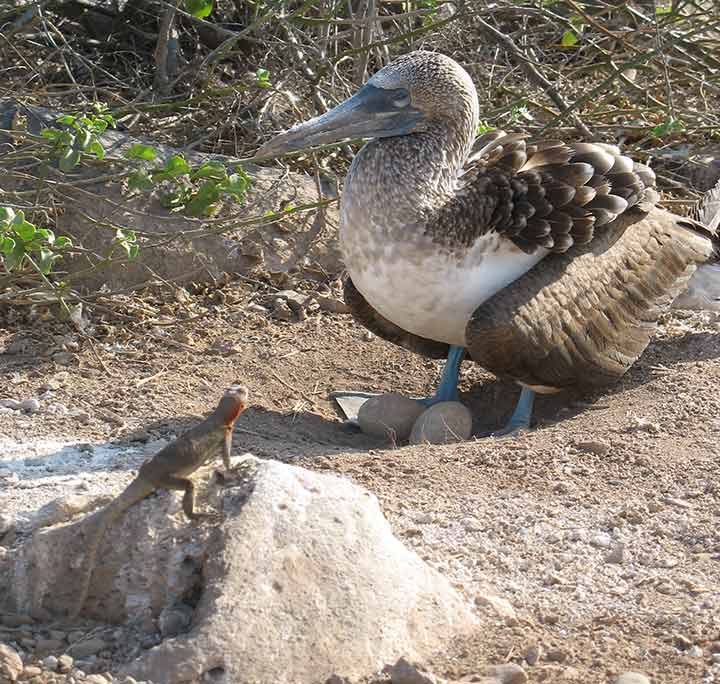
xmin=258 ymin=51 xmax=720 ymax=436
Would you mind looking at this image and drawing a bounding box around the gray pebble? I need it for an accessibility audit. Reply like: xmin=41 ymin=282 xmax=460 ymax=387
xmin=53 ymin=351 xmax=75 ymax=365
xmin=358 ymin=393 xmax=425 ymax=441
xmin=20 ymin=399 xmax=40 ymax=413
xmin=590 ymin=532 xmax=612 ymax=549
xmin=409 ymin=401 xmax=472 ymax=445
xmin=524 ymin=644 xmax=541 ymax=666
xmin=42 ymin=655 xmax=59 ymax=671
xmin=605 ymin=543 xmax=625 ymax=564
xmin=615 ymin=673 xmax=650 ymax=684
xmin=484 ymin=663 xmax=528 ymax=684
xmin=0 ymin=398 xmax=21 ymax=410
xmin=688 ymin=645 xmax=703 ymax=657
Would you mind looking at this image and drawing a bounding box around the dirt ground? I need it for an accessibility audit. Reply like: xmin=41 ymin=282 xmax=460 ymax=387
xmin=1 ymin=280 xmax=719 ymax=683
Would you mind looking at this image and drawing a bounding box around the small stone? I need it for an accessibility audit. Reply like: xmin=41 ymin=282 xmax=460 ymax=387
xmin=711 ymin=653 xmax=720 ymax=664
xmin=271 ymin=300 xmax=294 ymax=321
xmin=0 ymin=513 xmax=15 ymax=538
xmin=22 ymin=666 xmax=42 ymax=677
xmin=317 ymin=296 xmax=351 ymax=314
xmin=382 ymin=657 xmax=437 ymax=684
xmin=0 ymin=398 xmax=21 ymax=410
xmin=0 ymin=643 xmax=23 ymax=682
xmin=524 ymin=645 xmax=541 ymax=666
xmin=674 ymin=634 xmax=693 ymax=649
xmin=53 ymin=351 xmax=75 ymax=365
xmin=590 ymin=532 xmax=612 ymax=549
xmin=68 ymin=637 xmax=108 ymax=658
xmin=605 ymin=543 xmax=625 ymax=564
xmin=687 ymin=645 xmax=703 ymax=657
xmin=58 ymin=654 xmax=73 ymax=673
xmin=545 ymin=648 xmax=567 ymax=663
xmin=49 ymin=630 xmax=67 ymax=641
xmin=484 ymin=663 xmax=527 ymax=684
xmin=158 ymin=604 xmax=193 ymax=638
xmin=575 ymin=440 xmax=610 ymax=456
xmin=358 ymin=393 xmax=425 ymax=441
xmin=475 ymin=593 xmax=516 ymax=621
xmin=615 ymin=673 xmax=650 ymax=684
xmin=246 ymin=303 xmax=269 ymax=315
xmin=409 ymin=402 xmax=472 ymax=445
xmin=710 ymin=641 xmax=720 ymax=653
xmin=42 ymin=655 xmax=59 ymax=671
xmin=85 ymin=675 xmax=111 ymax=684
xmin=20 ymin=398 xmax=40 ymax=413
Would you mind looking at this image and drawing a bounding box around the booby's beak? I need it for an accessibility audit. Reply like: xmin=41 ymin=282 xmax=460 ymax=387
xmin=256 ymin=84 xmax=423 ymax=158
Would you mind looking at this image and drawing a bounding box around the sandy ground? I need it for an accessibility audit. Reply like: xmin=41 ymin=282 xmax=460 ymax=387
xmin=1 ymin=281 xmax=719 ymax=683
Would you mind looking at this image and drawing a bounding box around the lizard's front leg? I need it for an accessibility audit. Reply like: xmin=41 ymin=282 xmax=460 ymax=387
xmin=160 ymin=476 xmax=220 ymax=522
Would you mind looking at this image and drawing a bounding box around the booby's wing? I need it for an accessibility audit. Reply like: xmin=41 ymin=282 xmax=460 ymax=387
xmin=431 ymin=130 xmax=659 ymax=256
xmin=465 ymin=203 xmax=717 ymax=391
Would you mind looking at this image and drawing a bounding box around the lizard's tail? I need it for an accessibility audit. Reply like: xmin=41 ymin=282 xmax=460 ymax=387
xmin=66 ymin=503 xmax=116 ymax=620
xmin=672 ymin=179 xmax=720 ymax=312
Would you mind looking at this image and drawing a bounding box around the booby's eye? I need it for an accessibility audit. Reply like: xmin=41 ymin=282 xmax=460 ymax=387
xmin=392 ymin=93 xmax=411 ymax=108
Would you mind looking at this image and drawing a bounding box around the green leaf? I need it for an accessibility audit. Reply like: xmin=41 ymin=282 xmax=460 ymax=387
xmin=222 ymin=171 xmax=251 ymax=201
xmin=0 ymin=236 xmax=15 ymax=254
xmin=35 ymin=228 xmax=55 ymax=244
xmin=88 ymin=140 xmax=105 ymax=160
xmin=185 ymin=0 xmax=213 ymax=18
xmin=38 ymin=249 xmax=58 ymax=274
xmin=125 ymin=143 xmax=158 ymax=161
xmin=56 ymin=114 xmax=76 ymax=126
xmin=59 ymin=148 xmax=81 ymax=172
xmin=162 ymin=154 xmax=192 ymax=177
xmin=186 ymin=181 xmax=221 ymax=216
xmin=477 ymin=122 xmax=495 ymax=135
xmin=191 ymin=160 xmax=227 ymax=181
xmin=55 ymin=235 xmax=73 ymax=249
xmin=41 ymin=129 xmax=62 ymax=142
xmin=561 ymin=30 xmax=578 ymax=47
xmin=128 ymin=243 xmax=140 ymax=260
xmin=255 ymin=68 xmax=271 ymax=89
xmin=0 ymin=207 xmax=16 ymax=226
xmin=128 ymin=169 xmax=154 ymax=191
xmin=655 ymin=2 xmax=672 ymax=14
xmin=13 ymin=221 xmax=36 ymax=242
xmin=78 ymin=129 xmax=93 ymax=150
xmin=650 ymin=117 xmax=685 ymax=138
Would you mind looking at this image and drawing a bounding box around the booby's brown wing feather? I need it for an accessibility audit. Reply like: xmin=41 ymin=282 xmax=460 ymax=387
xmin=433 ymin=131 xmax=659 ymax=254
xmin=465 ymin=206 xmax=716 ymax=390
xmin=343 ymin=277 xmax=450 ymax=359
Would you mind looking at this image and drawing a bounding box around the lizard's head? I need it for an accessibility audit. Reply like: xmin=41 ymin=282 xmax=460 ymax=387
xmin=218 ymin=384 xmax=249 ymax=424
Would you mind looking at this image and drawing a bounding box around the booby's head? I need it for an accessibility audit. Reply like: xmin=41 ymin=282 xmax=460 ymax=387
xmin=257 ymin=51 xmax=479 ymax=158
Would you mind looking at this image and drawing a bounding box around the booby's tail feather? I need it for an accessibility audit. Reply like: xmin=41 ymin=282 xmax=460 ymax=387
xmin=672 ymin=179 xmax=720 ymax=311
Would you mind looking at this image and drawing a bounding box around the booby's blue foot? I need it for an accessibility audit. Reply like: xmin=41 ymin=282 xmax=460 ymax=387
xmin=418 ymin=345 xmax=466 ymax=406
xmin=488 ymin=386 xmax=535 ymax=437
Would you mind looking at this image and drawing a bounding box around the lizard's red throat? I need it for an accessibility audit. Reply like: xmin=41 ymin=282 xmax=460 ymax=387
xmin=219 ymin=385 xmax=250 ymax=426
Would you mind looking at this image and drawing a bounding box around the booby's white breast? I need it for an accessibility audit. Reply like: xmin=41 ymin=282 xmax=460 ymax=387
xmin=344 ymin=230 xmax=548 ymax=347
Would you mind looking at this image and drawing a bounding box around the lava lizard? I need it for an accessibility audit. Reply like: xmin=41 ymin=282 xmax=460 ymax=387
xmin=68 ymin=384 xmax=249 ymax=619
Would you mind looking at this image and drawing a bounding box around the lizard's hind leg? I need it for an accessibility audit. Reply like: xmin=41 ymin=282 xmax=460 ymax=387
xmin=159 ymin=476 xmax=219 ymax=521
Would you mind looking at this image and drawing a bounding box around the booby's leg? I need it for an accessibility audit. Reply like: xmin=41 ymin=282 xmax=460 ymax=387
xmin=418 ymin=345 xmax=466 ymax=406
xmin=491 ymin=386 xmax=535 ymax=437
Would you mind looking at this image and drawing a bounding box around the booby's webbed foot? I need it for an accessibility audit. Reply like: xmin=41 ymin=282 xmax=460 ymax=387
xmin=417 ymin=345 xmax=466 ymax=406
xmin=484 ymin=387 xmax=535 ymax=438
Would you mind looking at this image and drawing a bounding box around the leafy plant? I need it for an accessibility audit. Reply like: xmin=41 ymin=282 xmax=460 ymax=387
xmin=125 ymin=148 xmax=253 ymax=217
xmin=0 ymin=207 xmax=73 ymax=275
xmin=186 ymin=0 xmax=213 ymax=19
xmin=42 ymin=105 xmax=114 ymax=171
xmin=650 ymin=116 xmax=685 ymax=138
xmin=255 ymin=68 xmax=271 ymax=89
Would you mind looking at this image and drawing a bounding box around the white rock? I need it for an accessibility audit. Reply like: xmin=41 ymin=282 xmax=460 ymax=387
xmin=0 ymin=398 xmax=21 ymax=410
xmin=590 ymin=532 xmax=612 ymax=549
xmin=383 ymin=657 xmax=438 ymax=684
xmin=616 ymin=673 xmax=651 ymax=684
xmin=0 ymin=643 xmax=23 ymax=682
xmin=0 ymin=513 xmax=15 ymax=538
xmin=121 ymin=459 xmax=477 ymax=684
